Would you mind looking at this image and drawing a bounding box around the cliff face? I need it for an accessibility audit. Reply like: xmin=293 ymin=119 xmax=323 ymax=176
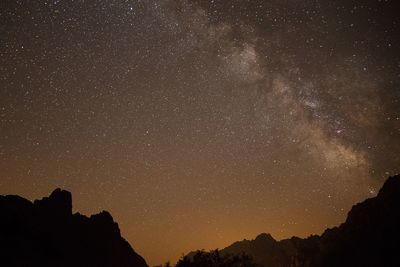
xmin=220 ymin=175 xmax=400 ymax=267
xmin=3 ymin=176 xmax=400 ymax=267
xmin=313 ymin=175 xmax=400 ymax=267
xmin=0 ymin=188 xmax=148 ymax=267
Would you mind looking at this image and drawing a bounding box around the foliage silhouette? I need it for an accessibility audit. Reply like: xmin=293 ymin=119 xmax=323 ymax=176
xmin=175 ymin=249 xmax=260 ymax=267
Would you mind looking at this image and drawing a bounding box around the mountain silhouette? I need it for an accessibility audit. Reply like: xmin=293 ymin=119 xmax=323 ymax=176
xmin=2 ymin=176 xmax=400 ymax=267
xmin=187 ymin=175 xmax=400 ymax=267
xmin=0 ymin=188 xmax=148 ymax=267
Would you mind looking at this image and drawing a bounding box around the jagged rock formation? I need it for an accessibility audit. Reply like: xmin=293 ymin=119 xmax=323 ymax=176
xmin=0 ymin=188 xmax=148 ymax=267
xmin=219 ymin=175 xmax=400 ymax=267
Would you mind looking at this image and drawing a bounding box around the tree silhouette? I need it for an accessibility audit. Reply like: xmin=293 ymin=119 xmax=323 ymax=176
xmin=175 ymin=249 xmax=259 ymax=267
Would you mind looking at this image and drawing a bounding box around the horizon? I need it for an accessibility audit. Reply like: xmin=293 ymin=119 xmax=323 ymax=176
xmin=1 ymin=179 xmax=390 ymax=266
xmin=1 ymin=0 xmax=399 ymax=266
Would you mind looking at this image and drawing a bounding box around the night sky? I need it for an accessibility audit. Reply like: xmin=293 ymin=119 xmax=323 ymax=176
xmin=1 ymin=0 xmax=400 ymax=265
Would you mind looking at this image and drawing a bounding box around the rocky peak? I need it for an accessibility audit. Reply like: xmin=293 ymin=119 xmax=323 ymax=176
xmin=33 ymin=188 xmax=72 ymax=217
xmin=0 ymin=188 xmax=148 ymax=267
xmin=377 ymin=175 xmax=400 ymax=201
xmin=217 ymin=175 xmax=400 ymax=267
xmin=255 ymin=233 xmax=276 ymax=243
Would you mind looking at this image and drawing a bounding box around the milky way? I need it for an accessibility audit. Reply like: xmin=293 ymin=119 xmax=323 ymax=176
xmin=1 ymin=0 xmax=400 ymax=265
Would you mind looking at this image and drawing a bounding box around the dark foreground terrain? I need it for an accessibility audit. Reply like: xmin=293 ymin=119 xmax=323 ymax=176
xmin=1 ymin=175 xmax=399 ymax=267
xmin=0 ymin=188 xmax=148 ymax=267
xmin=184 ymin=175 xmax=400 ymax=267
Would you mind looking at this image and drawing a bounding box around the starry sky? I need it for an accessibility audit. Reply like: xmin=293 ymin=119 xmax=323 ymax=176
xmin=1 ymin=0 xmax=400 ymax=265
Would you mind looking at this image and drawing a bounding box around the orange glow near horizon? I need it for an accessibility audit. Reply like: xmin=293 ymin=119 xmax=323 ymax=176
xmin=1 ymin=0 xmax=399 ymax=265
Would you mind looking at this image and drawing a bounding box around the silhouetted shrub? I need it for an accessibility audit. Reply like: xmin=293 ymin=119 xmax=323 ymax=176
xmin=175 ymin=249 xmax=260 ymax=267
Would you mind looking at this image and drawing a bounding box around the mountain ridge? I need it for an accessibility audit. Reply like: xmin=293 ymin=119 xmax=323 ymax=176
xmin=185 ymin=175 xmax=400 ymax=267
xmin=0 ymin=188 xmax=148 ymax=267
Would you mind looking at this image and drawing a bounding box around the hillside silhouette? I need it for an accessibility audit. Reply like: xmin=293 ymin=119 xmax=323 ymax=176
xmin=214 ymin=175 xmax=400 ymax=267
xmin=182 ymin=175 xmax=400 ymax=267
xmin=0 ymin=188 xmax=148 ymax=267
xmin=1 ymin=175 xmax=399 ymax=267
